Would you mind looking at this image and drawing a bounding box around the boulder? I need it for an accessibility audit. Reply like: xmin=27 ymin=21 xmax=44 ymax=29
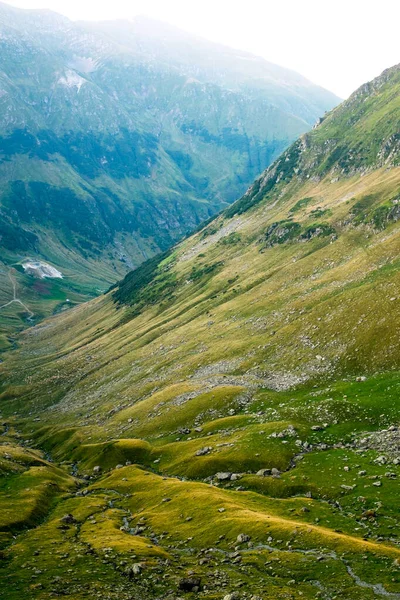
xmin=223 ymin=593 xmax=240 ymax=600
xmin=179 ymin=577 xmax=201 ymax=592
xmin=215 ymin=472 xmax=232 ymax=481
xmin=196 ymin=447 xmax=212 ymax=456
xmin=60 ymin=514 xmax=76 ymax=524
xmin=256 ymin=469 xmax=271 ymax=477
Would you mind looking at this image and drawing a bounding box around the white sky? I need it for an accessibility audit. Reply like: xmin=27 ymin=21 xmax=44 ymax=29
xmin=4 ymin=0 xmax=400 ymax=98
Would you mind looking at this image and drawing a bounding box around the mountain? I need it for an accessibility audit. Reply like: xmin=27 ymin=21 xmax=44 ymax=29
xmin=0 ymin=2 xmax=340 ymax=346
xmin=0 ymin=64 xmax=400 ymax=598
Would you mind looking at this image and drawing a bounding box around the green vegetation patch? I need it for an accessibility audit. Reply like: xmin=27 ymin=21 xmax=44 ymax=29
xmin=113 ymin=250 xmax=176 ymax=310
xmin=264 ymin=220 xmax=302 ymax=246
xmin=289 ymin=196 xmax=313 ymax=213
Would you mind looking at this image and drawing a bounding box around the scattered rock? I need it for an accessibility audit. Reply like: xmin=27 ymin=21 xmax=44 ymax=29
xmin=124 ymin=563 xmax=142 ymax=578
xmin=223 ymin=593 xmax=240 ymax=600
xmin=215 ymin=472 xmax=232 ymax=481
xmin=179 ymin=577 xmax=202 ymax=592
xmin=236 ymin=533 xmax=250 ymax=543
xmin=256 ymin=469 xmax=271 ymax=477
xmin=196 ymin=447 xmax=212 ymax=456
xmin=60 ymin=514 xmax=76 ymax=524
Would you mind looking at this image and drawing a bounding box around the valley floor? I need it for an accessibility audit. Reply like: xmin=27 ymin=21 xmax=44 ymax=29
xmin=1 ymin=371 xmax=400 ymax=599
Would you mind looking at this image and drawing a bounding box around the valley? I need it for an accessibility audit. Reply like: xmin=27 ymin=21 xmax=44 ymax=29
xmin=0 ymin=1 xmax=340 ymax=342
xmin=1 ymin=62 xmax=400 ymax=598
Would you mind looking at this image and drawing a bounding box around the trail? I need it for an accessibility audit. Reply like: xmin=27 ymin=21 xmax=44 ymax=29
xmin=0 ymin=269 xmax=34 ymax=319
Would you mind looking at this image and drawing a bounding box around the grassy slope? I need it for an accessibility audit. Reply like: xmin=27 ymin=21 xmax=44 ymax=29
xmin=1 ymin=67 xmax=400 ymax=598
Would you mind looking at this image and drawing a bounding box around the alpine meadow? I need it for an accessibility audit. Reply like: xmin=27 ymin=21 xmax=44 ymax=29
xmin=0 ymin=3 xmax=400 ymax=600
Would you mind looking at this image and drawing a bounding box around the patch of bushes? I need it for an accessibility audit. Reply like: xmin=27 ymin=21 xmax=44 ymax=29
xmin=264 ymin=221 xmax=301 ymax=246
xmin=310 ymin=207 xmax=331 ymax=218
xmin=289 ymin=197 xmax=313 ymax=213
xmin=300 ymin=222 xmax=336 ymax=240
xmin=370 ymin=202 xmax=400 ymax=230
xmin=219 ymin=232 xmax=242 ymax=246
xmin=349 ymin=195 xmax=377 ymax=225
xmin=113 ymin=250 xmax=175 ymax=308
xmin=189 ymin=261 xmax=224 ymax=281
xmin=0 ymin=215 xmax=38 ymax=251
xmin=349 ymin=194 xmax=400 ymax=230
xmin=262 ymin=220 xmax=336 ymax=248
xmin=200 ymin=224 xmax=221 ymax=239
xmin=224 ymin=140 xmax=303 ymax=219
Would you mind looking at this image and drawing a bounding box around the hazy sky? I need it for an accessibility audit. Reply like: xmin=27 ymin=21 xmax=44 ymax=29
xmin=4 ymin=0 xmax=400 ymax=98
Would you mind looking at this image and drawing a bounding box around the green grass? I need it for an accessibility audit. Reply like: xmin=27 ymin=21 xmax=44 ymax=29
xmin=2 ymin=66 xmax=400 ymax=598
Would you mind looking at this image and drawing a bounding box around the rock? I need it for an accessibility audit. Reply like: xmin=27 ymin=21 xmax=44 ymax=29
xmin=271 ymin=468 xmax=280 ymax=478
xmin=356 ymin=376 xmax=367 ymax=382
xmin=60 ymin=514 xmax=76 ymax=524
xmin=124 ymin=563 xmax=142 ymax=578
xmin=196 ymin=446 xmax=212 ymax=456
xmin=179 ymin=577 xmax=202 ymax=592
xmin=236 ymin=533 xmax=250 ymax=543
xmin=230 ymin=473 xmax=242 ymax=481
xmin=373 ymin=481 xmax=382 ymax=487
xmin=341 ymin=485 xmax=356 ymax=491
xmin=358 ymin=470 xmax=367 ymax=476
xmin=223 ymin=593 xmax=240 ymax=600
xmin=256 ymin=469 xmax=271 ymax=477
xmin=215 ymin=472 xmax=232 ymax=481
xmin=93 ymin=465 xmax=101 ymax=474
xmin=374 ymin=455 xmax=387 ymax=465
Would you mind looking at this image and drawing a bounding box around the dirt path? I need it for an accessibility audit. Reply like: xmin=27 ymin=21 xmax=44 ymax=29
xmin=0 ymin=269 xmax=34 ymax=319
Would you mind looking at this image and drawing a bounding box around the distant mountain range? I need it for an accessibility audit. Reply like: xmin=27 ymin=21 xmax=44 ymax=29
xmin=0 ymin=2 xmax=339 ymax=344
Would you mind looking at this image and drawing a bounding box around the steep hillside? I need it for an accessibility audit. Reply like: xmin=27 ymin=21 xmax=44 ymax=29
xmin=1 ymin=67 xmax=400 ymax=598
xmin=0 ymin=3 xmax=340 ymax=345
